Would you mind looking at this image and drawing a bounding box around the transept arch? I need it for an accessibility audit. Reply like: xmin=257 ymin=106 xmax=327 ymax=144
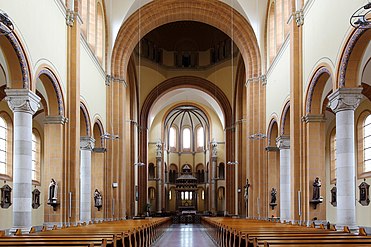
xmin=111 ymin=0 xmax=261 ymax=81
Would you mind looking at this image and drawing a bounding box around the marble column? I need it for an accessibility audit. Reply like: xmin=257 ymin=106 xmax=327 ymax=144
xmin=5 ymin=89 xmax=40 ymax=232
xmin=80 ymin=136 xmax=95 ymax=223
xmin=328 ymin=88 xmax=362 ymax=229
xmin=276 ymin=135 xmax=291 ymax=221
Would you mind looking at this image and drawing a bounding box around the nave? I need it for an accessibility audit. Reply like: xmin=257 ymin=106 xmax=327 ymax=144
xmin=151 ymin=224 xmax=218 ymax=247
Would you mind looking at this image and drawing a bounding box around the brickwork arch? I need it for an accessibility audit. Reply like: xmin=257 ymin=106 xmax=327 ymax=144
xmin=111 ymin=0 xmax=261 ymax=81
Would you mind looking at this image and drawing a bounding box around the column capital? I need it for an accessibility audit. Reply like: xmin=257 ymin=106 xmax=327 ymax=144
xmin=5 ymin=89 xmax=40 ymax=114
xmin=80 ymin=136 xmax=95 ymax=150
xmin=302 ymin=114 xmax=326 ymax=123
xmin=265 ymin=146 xmax=280 ymax=152
xmin=328 ymin=88 xmax=363 ymax=113
xmin=44 ymin=115 xmax=68 ymax=125
xmin=276 ymin=135 xmax=290 ymax=149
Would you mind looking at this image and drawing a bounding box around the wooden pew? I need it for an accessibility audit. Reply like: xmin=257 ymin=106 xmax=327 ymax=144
xmin=0 ymin=217 xmax=171 ymax=247
xmin=202 ymin=217 xmax=370 ymax=247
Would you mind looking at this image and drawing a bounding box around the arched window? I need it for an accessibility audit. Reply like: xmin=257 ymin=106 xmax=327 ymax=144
xmin=169 ymin=190 xmax=172 ymax=200
xmin=0 ymin=117 xmax=7 ymax=175
xmin=268 ymin=2 xmax=276 ymax=64
xmin=148 ymin=187 xmax=155 ymax=200
xmin=218 ymin=162 xmax=225 ymax=180
xmin=283 ymin=0 xmax=290 ymax=36
xmin=330 ymin=128 xmax=336 ymax=183
xmin=275 ymin=0 xmax=283 ymax=51
xmin=148 ymin=163 xmax=155 ymax=180
xmin=32 ymin=130 xmax=41 ymax=182
xmin=88 ymin=0 xmax=96 ymax=49
xmin=169 ymin=126 xmax=177 ymax=149
xmin=364 ymin=115 xmax=371 ymax=172
xmin=201 ymin=189 xmax=205 ymax=200
xmin=81 ymin=0 xmax=88 ymax=36
xmin=96 ymin=2 xmax=104 ymax=63
xmin=183 ymin=127 xmax=191 ymax=149
xmin=196 ymin=126 xmax=204 ymax=148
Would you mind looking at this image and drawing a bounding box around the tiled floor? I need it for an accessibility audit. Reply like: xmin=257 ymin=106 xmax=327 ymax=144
xmin=151 ymin=224 xmax=218 ymax=247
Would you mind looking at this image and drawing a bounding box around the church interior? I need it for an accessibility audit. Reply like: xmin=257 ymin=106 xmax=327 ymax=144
xmin=0 ymin=0 xmax=371 ymax=245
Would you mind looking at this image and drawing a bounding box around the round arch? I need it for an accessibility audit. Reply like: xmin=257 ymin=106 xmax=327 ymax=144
xmin=305 ymin=65 xmax=333 ymax=115
xmin=80 ymin=102 xmax=92 ymax=137
xmin=0 ymin=27 xmax=31 ymax=89
xmin=337 ymin=27 xmax=371 ymax=88
xmin=35 ymin=67 xmax=65 ymax=117
xmin=280 ymin=101 xmax=290 ymax=136
xmin=111 ymin=0 xmax=261 ymax=80
xmin=267 ymin=117 xmax=279 ymax=147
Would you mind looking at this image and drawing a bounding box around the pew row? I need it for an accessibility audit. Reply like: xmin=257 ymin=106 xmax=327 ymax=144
xmin=202 ymin=217 xmax=371 ymax=247
xmin=0 ymin=217 xmax=171 ymax=247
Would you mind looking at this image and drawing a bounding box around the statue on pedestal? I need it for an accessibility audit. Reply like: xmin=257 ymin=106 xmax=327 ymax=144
xmin=94 ymin=189 xmax=103 ymax=210
xmin=48 ymin=178 xmax=58 ymax=204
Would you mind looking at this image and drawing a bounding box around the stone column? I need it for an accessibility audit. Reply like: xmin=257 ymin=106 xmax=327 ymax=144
xmin=80 ymin=136 xmax=95 ymax=223
xmin=210 ymin=140 xmax=217 ymax=213
xmin=5 ymin=89 xmax=40 ymax=232
xmin=155 ymin=141 xmax=162 ymax=213
xmin=276 ymin=136 xmax=291 ymax=221
xmin=328 ymin=88 xmax=362 ymax=228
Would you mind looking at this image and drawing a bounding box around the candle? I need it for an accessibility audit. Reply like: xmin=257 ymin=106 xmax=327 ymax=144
xmin=70 ymin=0 xmax=74 ymax=11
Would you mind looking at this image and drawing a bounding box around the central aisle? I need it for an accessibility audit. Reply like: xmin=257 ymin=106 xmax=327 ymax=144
xmin=151 ymin=224 xmax=218 ymax=247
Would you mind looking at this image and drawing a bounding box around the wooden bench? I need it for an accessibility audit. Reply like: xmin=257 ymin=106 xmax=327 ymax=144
xmin=0 ymin=217 xmax=171 ymax=247
xmin=202 ymin=217 xmax=370 ymax=247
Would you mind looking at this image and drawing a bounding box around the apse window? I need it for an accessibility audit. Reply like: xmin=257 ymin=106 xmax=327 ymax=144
xmin=197 ymin=126 xmax=204 ymax=148
xmin=169 ymin=126 xmax=177 ymax=149
xmin=183 ymin=128 xmax=191 ymax=149
xmin=364 ymin=115 xmax=371 ymax=172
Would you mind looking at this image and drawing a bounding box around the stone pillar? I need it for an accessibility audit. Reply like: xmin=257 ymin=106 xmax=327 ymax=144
xmin=210 ymin=140 xmax=217 ymax=213
xmin=156 ymin=157 xmax=162 ymax=213
xmin=80 ymin=136 xmax=95 ymax=223
xmin=328 ymin=88 xmax=362 ymax=228
xmin=5 ymin=89 xmax=40 ymax=232
xmin=276 ymin=136 xmax=291 ymax=221
xmin=155 ymin=141 xmax=162 ymax=213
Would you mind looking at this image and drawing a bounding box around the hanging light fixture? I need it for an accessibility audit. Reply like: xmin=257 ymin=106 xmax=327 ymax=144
xmin=350 ymin=1 xmax=371 ymax=29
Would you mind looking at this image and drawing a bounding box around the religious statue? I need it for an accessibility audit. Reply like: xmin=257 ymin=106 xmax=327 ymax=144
xmin=244 ymin=179 xmax=250 ymax=203
xmin=94 ymin=189 xmax=103 ymax=210
xmin=270 ymin=188 xmax=277 ymax=204
xmin=312 ymin=177 xmax=321 ymax=201
xmin=156 ymin=140 xmax=162 ymax=157
xmin=211 ymin=138 xmax=217 ymax=157
xmin=48 ymin=178 xmax=58 ymax=204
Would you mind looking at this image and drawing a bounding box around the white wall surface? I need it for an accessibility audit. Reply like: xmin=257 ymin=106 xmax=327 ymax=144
xmin=302 ymin=0 xmax=365 ymax=92
xmin=80 ymin=39 xmax=107 ymax=129
xmin=266 ymin=39 xmax=291 ymax=129
xmin=0 ymin=0 xmax=67 ymax=92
